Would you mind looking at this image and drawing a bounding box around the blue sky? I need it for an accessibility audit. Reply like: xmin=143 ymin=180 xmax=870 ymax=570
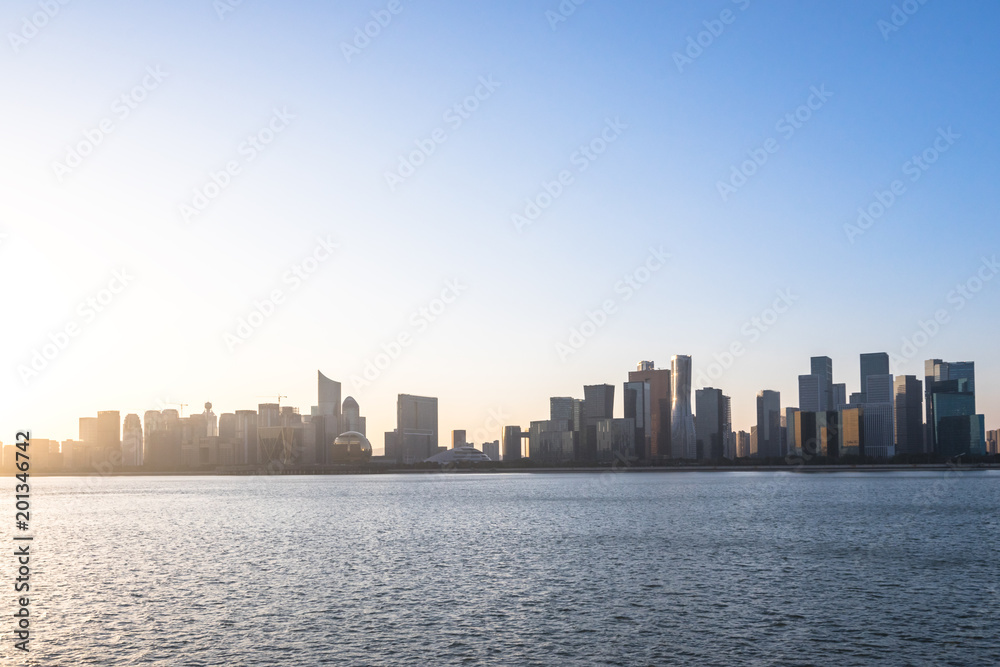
xmin=2 ymin=0 xmax=998 ymax=449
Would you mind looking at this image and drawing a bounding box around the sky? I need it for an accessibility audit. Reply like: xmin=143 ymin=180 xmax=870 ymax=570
xmin=1 ymin=0 xmax=998 ymax=452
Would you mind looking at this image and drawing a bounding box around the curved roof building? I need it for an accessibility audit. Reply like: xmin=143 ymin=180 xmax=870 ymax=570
xmin=330 ymin=431 xmax=372 ymax=463
xmin=425 ymin=446 xmax=492 ymax=464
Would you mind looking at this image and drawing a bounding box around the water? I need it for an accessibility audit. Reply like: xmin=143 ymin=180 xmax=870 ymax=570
xmin=3 ymin=471 xmax=999 ymax=665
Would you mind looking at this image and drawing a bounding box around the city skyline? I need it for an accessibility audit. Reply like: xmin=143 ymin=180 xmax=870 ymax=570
xmin=2 ymin=2 xmax=999 ymax=454
xmin=23 ymin=348 xmax=997 ymax=458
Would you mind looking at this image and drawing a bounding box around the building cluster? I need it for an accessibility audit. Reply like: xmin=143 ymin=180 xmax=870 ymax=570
xmin=2 ymin=372 xmax=376 ymax=472
xmin=2 ymin=355 xmax=995 ymax=472
xmin=501 ymin=354 xmax=995 ymax=463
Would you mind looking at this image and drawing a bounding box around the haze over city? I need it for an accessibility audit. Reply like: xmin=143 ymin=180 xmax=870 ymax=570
xmin=2 ymin=1 xmax=998 ymax=452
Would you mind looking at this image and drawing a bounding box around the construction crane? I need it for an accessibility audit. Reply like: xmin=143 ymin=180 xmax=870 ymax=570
xmin=169 ymin=402 xmax=189 ymax=417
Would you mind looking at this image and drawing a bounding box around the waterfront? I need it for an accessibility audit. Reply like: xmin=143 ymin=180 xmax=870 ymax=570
xmin=4 ymin=471 xmax=999 ymax=665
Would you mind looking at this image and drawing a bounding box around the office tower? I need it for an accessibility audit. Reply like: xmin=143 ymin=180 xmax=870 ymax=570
xmin=810 ymin=356 xmax=834 ymax=410
xmin=750 ymin=426 xmax=758 ymax=458
xmin=736 ymin=430 xmax=750 ymax=458
xmin=624 ymin=381 xmax=652 ymax=459
xmin=594 ymin=418 xmax=636 ymax=462
xmin=833 ymin=383 xmax=847 ymax=409
xmin=583 ymin=384 xmax=615 ymax=461
xmin=503 ymin=425 xmax=523 ymax=461
xmin=528 ymin=420 xmax=574 ymax=462
xmin=258 ymin=403 xmax=281 ymax=427
xmin=930 ymin=379 xmax=985 ymax=457
xmin=397 ymin=394 xmax=439 ymax=463
xmin=670 ymin=355 xmax=696 ymax=459
xmin=233 ymin=410 xmax=258 ymax=465
xmin=756 ymin=390 xmax=781 ymax=458
xmin=342 ymin=396 xmax=365 ymax=435
xmin=628 ymin=361 xmax=672 ymax=459
xmin=796 ymin=410 xmax=841 ymax=458
xmin=840 ymin=406 xmax=863 ymax=457
xmin=894 ymin=376 xmax=924 ymax=455
xmin=695 ymin=387 xmax=725 ymax=460
xmin=384 ymin=431 xmax=398 ymax=461
xmin=798 ymin=375 xmax=821 ymax=413
xmin=849 ymin=392 xmax=865 ymax=406
xmin=452 ymin=430 xmax=467 ymax=449
xmin=482 ymin=440 xmax=501 ymax=461
xmin=925 ymin=360 xmax=985 ymax=456
xmin=866 ymin=374 xmax=894 ymax=404
xmin=121 ymin=414 xmax=143 ymax=467
xmin=79 ymin=417 xmax=98 ymax=444
xmin=721 ymin=394 xmax=733 ymax=459
xmin=860 ymin=352 xmax=890 ymax=402
xmin=317 ymin=370 xmax=342 ymax=417
xmin=861 ymin=403 xmax=895 ymax=458
xmin=219 ymin=413 xmax=236 ymax=441
xmin=785 ymin=407 xmax=800 ymax=456
xmin=550 ymin=397 xmax=575 ymax=422
xmin=143 ymin=409 xmax=182 ymax=469
xmin=987 ymin=429 xmax=999 ymax=455
xmin=94 ymin=411 xmax=121 ymax=463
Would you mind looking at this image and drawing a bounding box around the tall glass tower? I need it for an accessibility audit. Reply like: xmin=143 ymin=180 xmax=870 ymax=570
xmin=670 ymin=355 xmax=696 ymax=459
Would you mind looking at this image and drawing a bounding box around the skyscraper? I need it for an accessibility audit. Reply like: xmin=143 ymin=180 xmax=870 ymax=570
xmin=810 ymin=356 xmax=833 ymax=410
xmin=695 ymin=387 xmax=725 ymax=460
xmin=925 ymin=360 xmax=985 ymax=457
xmin=670 ymin=355 xmax=696 ymax=460
xmin=798 ymin=374 xmax=821 ymax=413
xmin=396 ymin=394 xmax=439 ymax=463
xmin=623 ymin=381 xmax=652 ymax=459
xmin=583 ymin=384 xmax=615 ymax=461
xmin=756 ymin=390 xmax=781 ymax=459
xmin=628 ymin=361 xmax=671 ymax=459
xmin=122 ymin=414 xmax=143 ymax=467
xmin=894 ymin=375 xmax=924 ymax=455
xmin=860 ymin=352 xmax=890 ymax=403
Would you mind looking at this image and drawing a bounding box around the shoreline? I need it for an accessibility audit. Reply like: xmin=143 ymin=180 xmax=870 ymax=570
xmin=25 ymin=462 xmax=1000 ymax=477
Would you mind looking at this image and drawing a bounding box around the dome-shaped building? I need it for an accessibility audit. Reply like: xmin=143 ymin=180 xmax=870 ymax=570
xmin=330 ymin=431 xmax=372 ymax=463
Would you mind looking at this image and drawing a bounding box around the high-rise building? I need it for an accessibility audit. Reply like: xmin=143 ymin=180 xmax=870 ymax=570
xmin=987 ymin=429 xmax=999 ymax=455
xmin=317 ymin=371 xmax=342 ymax=418
xmin=670 ymin=355 xmax=696 ymax=459
xmin=894 ymin=375 xmax=924 ymax=455
xmin=925 ymin=360 xmax=985 ymax=457
xmin=583 ymin=384 xmax=615 ymax=461
xmin=342 ymin=396 xmax=365 ymax=435
xmin=502 ymin=425 xmax=523 ymax=461
xmin=452 ymin=430 xmax=467 ymax=449
xmin=795 ymin=410 xmax=841 ymax=458
xmin=122 ymin=414 xmax=143 ymax=467
xmin=756 ymin=390 xmax=781 ymax=458
xmin=840 ymin=406 xmax=863 ymax=457
xmin=810 ymin=356 xmax=834 ymax=410
xmin=860 ymin=352 xmax=890 ymax=403
xmin=94 ymin=411 xmax=121 ymax=463
xmin=594 ymin=418 xmax=636 ymax=462
xmin=234 ymin=410 xmax=258 ymax=465
xmin=749 ymin=426 xmax=758 ymax=458
xmin=785 ymin=407 xmax=800 ymax=456
xmin=623 ymin=381 xmax=651 ymax=459
xmin=201 ymin=402 xmax=218 ymax=437
xmin=628 ymin=361 xmax=671 ymax=459
xmin=396 ymin=394 xmax=439 ymax=463
xmin=862 ymin=403 xmax=895 ymax=459
xmin=736 ymin=430 xmax=751 ymax=458
xmin=721 ymin=394 xmax=733 ymax=459
xmin=695 ymin=387 xmax=725 ymax=460
xmin=143 ymin=409 xmax=182 ymax=469
xmin=482 ymin=440 xmax=501 ymax=462
xmin=528 ymin=420 xmax=575 ymax=463
xmin=833 ymin=383 xmax=847 ymax=409
xmin=798 ymin=375 xmax=821 ymax=413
